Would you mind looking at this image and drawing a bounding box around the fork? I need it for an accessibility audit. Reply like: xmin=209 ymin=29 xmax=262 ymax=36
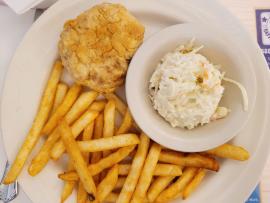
xmin=0 ymin=161 xmax=18 ymax=203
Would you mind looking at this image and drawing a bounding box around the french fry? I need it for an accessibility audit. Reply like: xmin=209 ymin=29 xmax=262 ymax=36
xmin=105 ymin=93 xmax=139 ymax=130
xmin=116 ymin=109 xmax=133 ymax=134
xmin=105 ymin=192 xmax=119 ymax=203
xmin=77 ymin=181 xmax=88 ymax=203
xmin=65 ymin=91 xmax=98 ymax=125
xmin=117 ymin=164 xmax=133 ymax=176
xmin=153 ymin=164 xmax=182 ymax=176
xmin=58 ymin=146 xmax=136 ymax=181
xmin=28 ymin=102 xmax=101 ymax=175
xmin=182 ymin=168 xmax=206 ymax=199
xmin=114 ymin=177 xmax=126 ymax=190
xmin=103 ymin=100 xmax=116 ymax=137
xmin=97 ymin=164 xmax=119 ymax=202
xmin=118 ymin=164 xmax=182 ymax=176
xmin=28 ymin=127 xmax=64 ymax=175
xmin=88 ymin=100 xmax=106 ymax=112
xmin=90 ymin=146 xmax=136 ymax=175
xmin=91 ymin=113 xmax=104 ymax=184
xmin=105 ymin=93 xmax=126 ymax=116
xmin=3 ymin=60 xmax=62 ymax=184
xmin=77 ymin=122 xmax=94 ymax=203
xmin=50 ymin=109 xmax=99 ymax=160
xmin=159 ymin=151 xmax=219 ymax=171
xmin=52 ymin=83 xmax=68 ymax=113
xmin=61 ymin=159 xmax=76 ymax=203
xmin=42 ymin=84 xmax=81 ymax=135
xmin=46 ymin=90 xmax=98 ymax=140
xmin=106 ymin=193 xmax=147 ymax=203
xmin=59 ymin=163 xmax=181 ymax=180
xmin=186 ymin=154 xmax=219 ymax=171
xmin=77 ymin=134 xmax=139 ymax=152
xmin=58 ymin=120 xmax=96 ymax=200
xmin=119 ymin=156 xmax=133 ymax=164
xmin=117 ymin=133 xmax=150 ymax=203
xmin=103 ymin=100 xmax=116 ymax=157
xmin=81 ymin=122 xmax=94 ymax=160
xmin=159 ymin=150 xmax=184 ymax=162
xmin=50 ymin=102 xmax=105 ymax=160
xmin=205 ymin=143 xmax=250 ymax=161
xmin=61 ymin=182 xmax=76 ymax=203
xmin=156 ymin=167 xmax=198 ymax=202
xmin=147 ymin=176 xmax=175 ymax=202
xmin=59 ymin=171 xmax=79 ymax=181
xmin=131 ymin=143 xmax=161 ymax=203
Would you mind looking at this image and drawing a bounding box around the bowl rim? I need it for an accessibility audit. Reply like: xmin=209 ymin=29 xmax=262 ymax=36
xmin=126 ymin=23 xmax=257 ymax=152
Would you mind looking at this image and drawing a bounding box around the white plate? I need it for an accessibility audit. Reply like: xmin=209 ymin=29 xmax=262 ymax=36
xmin=1 ymin=0 xmax=270 ymax=203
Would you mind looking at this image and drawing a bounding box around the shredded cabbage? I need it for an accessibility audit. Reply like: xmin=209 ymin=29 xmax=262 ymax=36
xmin=222 ymin=77 xmax=248 ymax=111
xmin=149 ymin=39 xmax=248 ymax=130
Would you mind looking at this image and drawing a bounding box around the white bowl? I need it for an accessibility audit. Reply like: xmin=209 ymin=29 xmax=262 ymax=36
xmin=126 ymin=23 xmax=256 ymax=152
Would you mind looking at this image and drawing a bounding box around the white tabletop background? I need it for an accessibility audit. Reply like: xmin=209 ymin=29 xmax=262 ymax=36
xmin=0 ymin=0 xmax=270 ymax=202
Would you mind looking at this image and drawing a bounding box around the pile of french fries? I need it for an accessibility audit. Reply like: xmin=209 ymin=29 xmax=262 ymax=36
xmin=3 ymin=60 xmax=250 ymax=203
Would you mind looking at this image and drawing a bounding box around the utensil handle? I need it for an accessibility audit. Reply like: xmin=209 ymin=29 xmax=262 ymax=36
xmin=0 ymin=161 xmax=18 ymax=202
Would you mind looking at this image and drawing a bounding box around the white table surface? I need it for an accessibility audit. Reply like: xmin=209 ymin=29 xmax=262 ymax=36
xmin=0 ymin=0 xmax=270 ymax=202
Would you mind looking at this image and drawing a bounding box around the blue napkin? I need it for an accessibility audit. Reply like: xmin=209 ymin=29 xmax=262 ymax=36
xmin=246 ymin=185 xmax=260 ymax=203
xmin=256 ymin=9 xmax=270 ymax=68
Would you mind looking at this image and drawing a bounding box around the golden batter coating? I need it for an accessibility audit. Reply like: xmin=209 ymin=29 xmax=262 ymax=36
xmin=59 ymin=3 xmax=145 ymax=92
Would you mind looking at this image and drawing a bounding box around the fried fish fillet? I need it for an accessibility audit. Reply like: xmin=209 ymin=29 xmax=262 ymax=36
xmin=59 ymin=3 xmax=145 ymax=92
